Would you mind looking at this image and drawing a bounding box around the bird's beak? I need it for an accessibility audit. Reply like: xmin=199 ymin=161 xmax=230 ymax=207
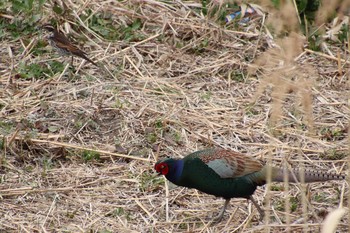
xmin=154 ymin=171 xmax=161 ymax=176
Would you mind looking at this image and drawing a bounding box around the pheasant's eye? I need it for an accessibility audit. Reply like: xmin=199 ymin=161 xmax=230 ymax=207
xmin=155 ymin=162 xmax=169 ymax=175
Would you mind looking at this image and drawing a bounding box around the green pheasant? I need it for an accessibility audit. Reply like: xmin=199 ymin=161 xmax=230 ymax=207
xmin=154 ymin=148 xmax=345 ymax=221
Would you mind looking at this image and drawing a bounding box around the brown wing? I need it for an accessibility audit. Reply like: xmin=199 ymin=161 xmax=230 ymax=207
xmin=54 ymin=32 xmax=98 ymax=66
xmin=54 ymin=32 xmax=87 ymax=57
xmin=196 ymin=148 xmax=263 ymax=178
xmin=225 ymin=150 xmax=263 ymax=177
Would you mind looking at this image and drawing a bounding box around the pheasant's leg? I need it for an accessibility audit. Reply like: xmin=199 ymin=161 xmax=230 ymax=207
xmin=249 ymin=196 xmax=264 ymax=221
xmin=212 ymin=199 xmax=230 ymax=222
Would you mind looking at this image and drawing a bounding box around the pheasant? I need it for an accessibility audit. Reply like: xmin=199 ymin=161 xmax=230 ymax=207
xmin=154 ymin=148 xmax=345 ymax=222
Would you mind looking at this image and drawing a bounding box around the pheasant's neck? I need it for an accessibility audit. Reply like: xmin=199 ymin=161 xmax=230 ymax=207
xmin=166 ymin=160 xmax=184 ymax=184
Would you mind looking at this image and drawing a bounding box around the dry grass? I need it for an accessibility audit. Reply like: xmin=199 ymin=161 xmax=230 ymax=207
xmin=0 ymin=0 xmax=349 ymax=232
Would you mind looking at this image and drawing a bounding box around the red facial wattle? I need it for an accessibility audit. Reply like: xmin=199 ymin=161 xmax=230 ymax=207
xmin=155 ymin=163 xmax=169 ymax=175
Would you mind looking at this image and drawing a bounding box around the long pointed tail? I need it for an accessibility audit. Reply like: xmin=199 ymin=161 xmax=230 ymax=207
xmin=270 ymin=166 xmax=345 ymax=183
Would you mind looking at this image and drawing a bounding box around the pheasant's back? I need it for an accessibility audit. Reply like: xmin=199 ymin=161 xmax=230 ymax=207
xmin=184 ymin=148 xmax=264 ymax=179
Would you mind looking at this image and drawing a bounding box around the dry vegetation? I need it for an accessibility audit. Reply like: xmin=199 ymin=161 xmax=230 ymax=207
xmin=0 ymin=0 xmax=349 ymax=232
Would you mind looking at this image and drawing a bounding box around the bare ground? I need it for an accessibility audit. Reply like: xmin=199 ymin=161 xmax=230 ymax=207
xmin=0 ymin=0 xmax=349 ymax=232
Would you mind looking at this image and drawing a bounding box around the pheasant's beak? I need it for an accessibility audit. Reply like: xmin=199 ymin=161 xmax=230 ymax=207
xmin=154 ymin=169 xmax=161 ymax=175
xmin=152 ymin=171 xmax=161 ymax=177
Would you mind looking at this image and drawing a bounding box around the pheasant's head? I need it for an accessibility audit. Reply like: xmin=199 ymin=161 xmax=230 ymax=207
xmin=154 ymin=159 xmax=171 ymax=175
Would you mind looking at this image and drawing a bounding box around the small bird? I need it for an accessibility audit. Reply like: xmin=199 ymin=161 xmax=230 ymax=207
xmin=155 ymin=148 xmax=345 ymax=222
xmin=41 ymin=24 xmax=98 ymax=67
